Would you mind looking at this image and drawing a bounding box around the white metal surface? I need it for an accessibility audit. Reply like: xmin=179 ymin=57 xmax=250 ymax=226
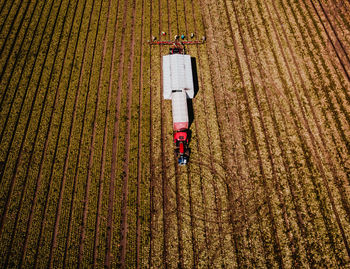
xmin=172 ymin=91 xmax=188 ymax=130
xmin=163 ymin=54 xmax=194 ymax=100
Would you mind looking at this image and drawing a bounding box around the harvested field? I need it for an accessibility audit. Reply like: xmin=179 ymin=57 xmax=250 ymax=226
xmin=0 ymin=0 xmax=349 ymax=267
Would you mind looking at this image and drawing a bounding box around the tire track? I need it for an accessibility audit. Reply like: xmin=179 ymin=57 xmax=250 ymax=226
xmin=48 ymin=1 xmax=104 ymax=267
xmin=205 ymin=0 xmax=286 ymax=266
xmin=241 ymin=0 xmax=321 ymax=265
xmin=171 ymin=1 xmax=186 ymax=267
xmin=265 ymin=0 xmax=350 ymax=258
xmin=0 ymin=0 xmax=64 ymax=235
xmin=148 ymin=1 xmax=155 ymax=267
xmin=251 ymin=0 xmax=340 ymax=264
xmin=204 ymin=0 xmax=285 ymax=266
xmin=190 ymin=1 xmax=252 ymax=266
xmin=254 ymin=0 xmax=349 ymax=263
xmin=105 ymin=0 xmax=129 ymax=266
xmin=93 ymin=0 xmax=121 ymax=266
xmin=0 ymin=0 xmax=27 ymax=57
xmin=1 ymin=0 xmax=75 ymax=266
xmin=191 ymin=0 xmax=249 ymax=266
xmin=29 ymin=1 xmax=96 ymax=267
xmin=180 ymin=2 xmax=200 ymax=266
xmin=299 ymin=0 xmax=350 ymax=104
xmin=0 ymin=0 xmax=41 ymax=113
xmin=136 ymin=0 xmax=145 ymax=267
xmin=0 ymin=0 xmax=13 ymax=27
xmin=192 ymin=2 xmax=262 ymax=267
xmin=281 ymin=0 xmax=350 ymax=156
xmin=0 ymin=0 xmax=53 ymax=182
xmin=310 ymin=0 xmax=350 ymax=81
xmin=77 ymin=0 xmax=112 ymax=266
xmin=119 ymin=0 xmax=137 ymax=267
xmin=228 ymin=0 xmax=301 ymax=266
xmin=19 ymin=0 xmax=88 ymax=265
xmin=158 ymin=0 xmax=170 ymax=266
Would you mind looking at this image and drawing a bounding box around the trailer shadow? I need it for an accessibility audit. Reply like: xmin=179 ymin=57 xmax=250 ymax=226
xmin=188 ymin=57 xmax=198 ymax=130
xmin=191 ymin=57 xmax=199 ymax=97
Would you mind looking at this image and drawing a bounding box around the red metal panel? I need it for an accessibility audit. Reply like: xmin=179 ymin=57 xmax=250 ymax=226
xmin=173 ymin=122 xmax=188 ymax=131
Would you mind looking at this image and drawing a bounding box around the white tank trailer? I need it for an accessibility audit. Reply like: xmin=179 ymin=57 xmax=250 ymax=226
xmin=163 ymin=53 xmax=194 ymax=165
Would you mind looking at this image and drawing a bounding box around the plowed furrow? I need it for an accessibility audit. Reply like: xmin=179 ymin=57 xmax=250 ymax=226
xmin=0 ymin=0 xmax=28 ymax=57
xmin=0 ymin=0 xmax=40 ymax=110
xmin=119 ymin=0 xmax=136 ymax=267
xmin=93 ymin=0 xmax=121 ymax=266
xmin=0 ymin=0 xmax=64 ymax=238
xmin=19 ymin=0 xmax=87 ymax=266
xmin=77 ymin=0 xmax=112 ymax=266
xmin=208 ymin=0 xmax=284 ymax=267
xmin=148 ymin=1 xmax=155 ymax=267
xmin=0 ymin=0 xmax=54 ymax=182
xmin=253 ymin=0 xmax=348 ymax=264
xmin=136 ymin=0 xmax=145 ymax=267
xmin=311 ymin=0 xmax=350 ymax=79
xmin=238 ymin=1 xmax=318 ymax=265
xmin=158 ymin=0 xmax=171 ymax=267
xmin=229 ymin=0 xmax=301 ymax=266
xmin=1 ymin=0 xmax=76 ymax=266
xmin=47 ymin=1 xmax=104 ymax=267
xmin=105 ymin=0 xmax=129 ymax=266
xmin=265 ymin=0 xmax=350 ymax=259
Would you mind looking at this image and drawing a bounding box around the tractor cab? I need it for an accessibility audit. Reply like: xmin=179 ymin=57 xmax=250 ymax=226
xmin=174 ymin=131 xmax=189 ymax=165
xmin=169 ymin=43 xmax=185 ymax=55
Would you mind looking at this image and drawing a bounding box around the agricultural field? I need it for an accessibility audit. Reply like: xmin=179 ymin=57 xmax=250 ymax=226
xmin=0 ymin=0 xmax=349 ymax=267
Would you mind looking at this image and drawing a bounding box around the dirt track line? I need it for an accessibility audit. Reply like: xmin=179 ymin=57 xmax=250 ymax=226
xmin=258 ymin=0 xmax=350 ymax=262
xmin=1 ymin=0 xmax=73 ymax=265
xmin=48 ymin=1 xmax=104 ymax=267
xmin=324 ymin=1 xmax=350 ymax=49
xmin=0 ymin=0 xmax=51 ymax=181
xmin=0 ymin=0 xmax=13 ymax=27
xmin=0 ymin=0 xmax=27 ymax=57
xmin=119 ymin=0 xmax=137 ymax=267
xmin=32 ymin=0 xmax=95 ymax=267
xmin=192 ymin=2 xmax=255 ymax=266
xmin=171 ymin=1 xmax=185 ymax=267
xmin=0 ymin=0 xmax=21 ymax=35
xmin=210 ymin=0 xmax=284 ymax=267
xmin=240 ymin=1 xmax=318 ymax=266
xmin=267 ymin=0 xmax=350 ymax=257
xmin=229 ymin=0 xmax=300 ymax=265
xmin=206 ymin=0 xmax=273 ymax=264
xmin=19 ymin=0 xmax=87 ymax=266
xmin=136 ymin=0 xmax=145 ymax=267
xmin=0 ymin=0 xmax=49 ymax=219
xmin=148 ymin=1 xmax=154 ymax=267
xmin=0 ymin=0 xmax=40 ymax=111
xmin=181 ymin=1 xmax=200 ymax=266
xmin=299 ymin=0 xmax=350 ymax=105
xmin=281 ymin=0 xmax=350 ymax=154
xmin=280 ymin=0 xmax=350 ymax=202
xmin=252 ymin=0 xmax=345 ymax=264
xmin=77 ymin=0 xmax=113 ymax=266
xmin=311 ymin=0 xmax=350 ymax=80
xmin=200 ymin=2 xmax=234 ymax=266
xmin=209 ymin=2 xmax=270 ymax=267
xmin=93 ymin=0 xmax=121 ymax=266
xmin=193 ymin=0 xmax=244 ymax=266
xmin=158 ymin=0 xmax=170 ymax=266
xmin=105 ymin=0 xmax=130 ymax=267
xmin=0 ymin=0 xmax=63 ymax=235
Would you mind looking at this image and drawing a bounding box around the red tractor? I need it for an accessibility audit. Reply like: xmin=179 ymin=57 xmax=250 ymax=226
xmin=149 ymin=35 xmax=205 ymax=165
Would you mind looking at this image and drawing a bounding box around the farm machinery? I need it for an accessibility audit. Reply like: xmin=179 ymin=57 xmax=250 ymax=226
xmin=149 ymin=33 xmax=205 ymax=165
